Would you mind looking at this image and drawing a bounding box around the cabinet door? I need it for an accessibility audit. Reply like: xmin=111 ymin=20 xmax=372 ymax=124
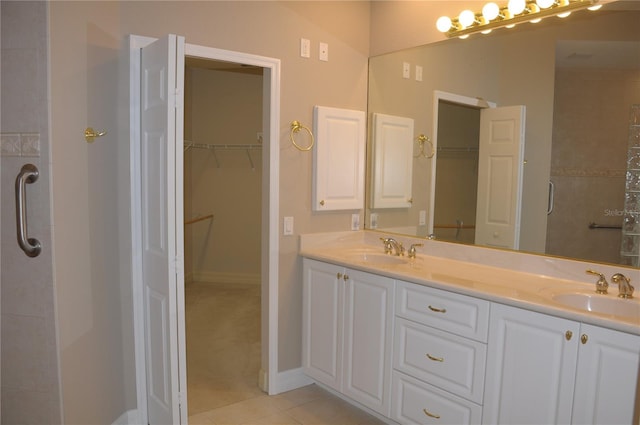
xmin=342 ymin=268 xmax=395 ymax=416
xmin=312 ymin=106 xmax=366 ymax=211
xmin=483 ymin=303 xmax=580 ymax=425
xmin=371 ymin=113 xmax=414 ymax=209
xmin=302 ymin=259 xmax=344 ymax=390
xmin=572 ymin=324 xmax=640 ymax=425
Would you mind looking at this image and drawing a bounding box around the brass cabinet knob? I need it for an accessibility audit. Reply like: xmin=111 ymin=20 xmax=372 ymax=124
xmin=581 ymin=334 xmax=589 ymax=344
xmin=565 ymin=331 xmax=573 ymax=341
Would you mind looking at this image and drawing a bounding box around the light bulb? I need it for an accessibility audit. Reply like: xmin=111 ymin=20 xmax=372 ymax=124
xmin=530 ymin=18 xmax=542 ymax=23
xmin=482 ymin=2 xmax=500 ymax=20
xmin=436 ymin=16 xmax=453 ymax=32
xmin=508 ymin=0 xmax=526 ymax=15
xmin=459 ymin=34 xmax=470 ymax=39
xmin=557 ymin=11 xmax=571 ymax=17
xmin=481 ymin=29 xmax=493 ymax=34
xmin=459 ymin=10 xmax=476 ymax=28
xmin=588 ymin=4 xmax=603 ymax=10
xmin=536 ymin=0 xmax=555 ymax=8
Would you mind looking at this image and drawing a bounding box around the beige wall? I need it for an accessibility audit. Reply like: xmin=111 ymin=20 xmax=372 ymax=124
xmin=185 ymin=67 xmax=263 ymax=283
xmin=48 ymin=1 xmax=371 ymax=422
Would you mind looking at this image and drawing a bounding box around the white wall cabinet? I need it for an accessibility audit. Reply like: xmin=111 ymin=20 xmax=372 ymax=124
xmin=371 ymin=113 xmax=414 ymax=209
xmin=302 ymin=259 xmax=395 ymax=416
xmin=312 ymin=106 xmax=366 ymax=211
xmin=484 ymin=302 xmax=640 ymax=425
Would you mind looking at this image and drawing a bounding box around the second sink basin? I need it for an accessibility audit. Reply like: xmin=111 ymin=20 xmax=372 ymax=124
xmin=552 ymin=292 xmax=640 ymax=319
xmin=343 ymin=251 xmax=408 ymax=266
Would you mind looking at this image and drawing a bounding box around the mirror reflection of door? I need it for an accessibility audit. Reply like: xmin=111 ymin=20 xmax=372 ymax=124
xmin=433 ymin=97 xmax=525 ymax=249
xmin=433 ymin=100 xmax=480 ymax=244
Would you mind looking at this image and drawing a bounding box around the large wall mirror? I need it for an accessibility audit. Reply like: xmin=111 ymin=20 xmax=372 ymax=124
xmin=366 ymin=1 xmax=640 ymax=267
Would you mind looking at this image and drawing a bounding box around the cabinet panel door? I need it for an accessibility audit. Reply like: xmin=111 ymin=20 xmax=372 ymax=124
xmin=342 ymin=269 xmax=395 ymax=416
xmin=572 ymin=324 xmax=640 ymax=425
xmin=312 ymin=106 xmax=366 ymax=211
xmin=483 ymin=303 xmax=580 ymax=425
xmin=302 ymin=259 xmax=343 ymax=390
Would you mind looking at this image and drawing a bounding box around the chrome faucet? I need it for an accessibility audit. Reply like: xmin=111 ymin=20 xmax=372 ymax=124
xmin=586 ymin=269 xmax=608 ymax=294
xmin=611 ymin=273 xmax=634 ymax=299
xmin=380 ymin=237 xmax=404 ymax=256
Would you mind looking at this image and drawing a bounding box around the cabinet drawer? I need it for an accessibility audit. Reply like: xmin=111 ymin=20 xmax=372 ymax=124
xmin=392 ymin=371 xmax=482 ymax=425
xmin=396 ymin=280 xmax=489 ymax=342
xmin=394 ymin=318 xmax=486 ymax=403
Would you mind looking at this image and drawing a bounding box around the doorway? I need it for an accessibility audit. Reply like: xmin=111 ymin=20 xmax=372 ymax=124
xmin=129 ymin=35 xmax=281 ymax=425
xmin=183 ymin=58 xmax=264 ymax=416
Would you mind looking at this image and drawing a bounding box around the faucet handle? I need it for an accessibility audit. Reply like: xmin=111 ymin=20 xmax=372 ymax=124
xmin=379 ymin=237 xmax=393 ymax=254
xmin=408 ymin=243 xmax=423 ymax=259
xmin=586 ymin=269 xmax=608 ymax=295
xmin=611 ymin=273 xmax=634 ymax=299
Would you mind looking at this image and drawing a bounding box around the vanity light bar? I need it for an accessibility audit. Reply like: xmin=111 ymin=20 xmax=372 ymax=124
xmin=437 ymin=0 xmax=600 ymax=38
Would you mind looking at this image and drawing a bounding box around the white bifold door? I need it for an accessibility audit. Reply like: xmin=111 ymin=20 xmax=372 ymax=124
xmin=140 ymin=34 xmax=187 ymax=424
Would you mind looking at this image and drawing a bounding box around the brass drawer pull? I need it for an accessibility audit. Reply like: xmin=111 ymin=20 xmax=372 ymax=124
xmin=581 ymin=334 xmax=589 ymax=344
xmin=428 ymin=305 xmax=447 ymax=313
xmin=423 ymin=408 xmax=441 ymax=419
xmin=565 ymin=331 xmax=573 ymax=341
xmin=337 ymin=273 xmax=343 ymax=279
xmin=426 ymin=353 xmax=444 ymax=362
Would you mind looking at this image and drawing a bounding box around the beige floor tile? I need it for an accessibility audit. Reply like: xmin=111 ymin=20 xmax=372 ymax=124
xmin=206 ymin=395 xmax=285 ymax=424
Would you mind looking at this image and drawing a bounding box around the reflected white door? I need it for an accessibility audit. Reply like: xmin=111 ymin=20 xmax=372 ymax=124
xmin=140 ymin=34 xmax=187 ymax=424
xmin=475 ymin=106 xmax=525 ymax=250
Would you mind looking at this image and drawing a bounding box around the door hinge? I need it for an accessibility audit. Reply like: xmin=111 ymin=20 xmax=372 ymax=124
xmin=174 ymin=88 xmax=183 ymax=109
xmin=174 ymin=256 xmax=183 ymax=275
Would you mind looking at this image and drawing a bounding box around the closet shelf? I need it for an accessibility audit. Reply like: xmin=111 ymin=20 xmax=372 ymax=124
xmin=184 ymin=141 xmax=262 ymax=170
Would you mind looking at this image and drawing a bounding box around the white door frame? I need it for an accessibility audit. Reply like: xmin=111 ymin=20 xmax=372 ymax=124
xmin=128 ymin=34 xmax=280 ymax=423
xmin=430 ymin=90 xmax=495 ymax=236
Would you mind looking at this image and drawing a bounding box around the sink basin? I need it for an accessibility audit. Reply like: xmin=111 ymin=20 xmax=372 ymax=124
xmin=552 ymin=293 xmax=640 ymax=319
xmin=343 ymin=251 xmax=408 ymax=266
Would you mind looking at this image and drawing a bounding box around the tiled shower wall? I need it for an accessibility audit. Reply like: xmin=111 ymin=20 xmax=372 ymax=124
xmin=622 ymin=105 xmax=640 ymax=267
xmin=1 ymin=2 xmax=62 ymax=423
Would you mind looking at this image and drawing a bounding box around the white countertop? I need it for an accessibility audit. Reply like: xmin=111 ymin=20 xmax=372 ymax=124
xmin=300 ymin=231 xmax=640 ymax=336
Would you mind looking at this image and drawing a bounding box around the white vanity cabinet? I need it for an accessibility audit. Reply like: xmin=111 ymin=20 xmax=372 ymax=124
xmin=391 ymin=281 xmax=489 ymax=425
xmin=302 ymin=259 xmax=395 ymax=416
xmin=483 ymin=302 xmax=640 ymax=425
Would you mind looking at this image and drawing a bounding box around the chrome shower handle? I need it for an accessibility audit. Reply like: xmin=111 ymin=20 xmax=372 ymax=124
xmin=15 ymin=164 xmax=42 ymax=257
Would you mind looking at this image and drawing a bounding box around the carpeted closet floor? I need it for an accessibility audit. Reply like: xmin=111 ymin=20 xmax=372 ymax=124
xmin=185 ymin=281 xmax=385 ymax=425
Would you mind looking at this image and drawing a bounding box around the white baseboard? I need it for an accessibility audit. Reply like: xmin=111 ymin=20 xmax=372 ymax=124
xmin=186 ymin=271 xmax=260 ymax=285
xmin=112 ymin=409 xmax=139 ymax=425
xmin=269 ymin=367 xmax=314 ymax=395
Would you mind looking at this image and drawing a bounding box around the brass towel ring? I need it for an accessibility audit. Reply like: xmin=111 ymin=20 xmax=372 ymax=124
xmin=415 ymin=134 xmax=434 ymax=159
xmin=290 ymin=120 xmax=315 ymax=151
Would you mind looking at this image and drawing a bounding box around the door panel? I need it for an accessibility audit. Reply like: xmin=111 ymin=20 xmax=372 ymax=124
xmin=140 ymin=34 xmax=186 ymax=425
xmin=475 ymin=106 xmax=525 ymax=249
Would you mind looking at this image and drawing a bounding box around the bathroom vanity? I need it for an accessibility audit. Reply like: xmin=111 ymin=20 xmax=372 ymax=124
xmin=300 ymin=231 xmax=640 ymax=425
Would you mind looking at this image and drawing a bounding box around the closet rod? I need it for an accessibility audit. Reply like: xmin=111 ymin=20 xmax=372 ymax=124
xmin=184 ymin=214 xmax=214 ymax=226
xmin=184 ymin=142 xmax=262 ymax=151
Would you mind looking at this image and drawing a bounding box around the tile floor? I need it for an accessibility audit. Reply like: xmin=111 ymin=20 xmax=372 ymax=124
xmin=185 ymin=282 xmax=386 ymax=425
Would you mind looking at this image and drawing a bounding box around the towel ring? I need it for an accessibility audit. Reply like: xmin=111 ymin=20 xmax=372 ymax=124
xmin=415 ymin=134 xmax=434 ymax=159
xmin=290 ymin=120 xmax=315 ymax=151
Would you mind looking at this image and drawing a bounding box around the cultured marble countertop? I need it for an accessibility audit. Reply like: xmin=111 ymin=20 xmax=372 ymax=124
xmin=300 ymin=231 xmax=640 ymax=336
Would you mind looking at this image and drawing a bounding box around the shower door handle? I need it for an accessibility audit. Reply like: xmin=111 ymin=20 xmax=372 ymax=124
xmin=15 ymin=164 xmax=42 ymax=257
xmin=547 ymin=180 xmax=555 ymax=215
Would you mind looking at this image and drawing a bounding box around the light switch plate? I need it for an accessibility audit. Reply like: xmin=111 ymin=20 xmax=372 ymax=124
xmin=283 ymin=216 xmax=294 ymax=235
xmin=351 ymin=214 xmax=360 ymax=231
xmin=319 ymin=42 xmax=328 ymax=61
xmin=403 ymin=62 xmax=410 ymax=79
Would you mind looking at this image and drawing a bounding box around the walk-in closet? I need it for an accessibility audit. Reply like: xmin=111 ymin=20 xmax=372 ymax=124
xmin=183 ymin=58 xmax=264 ymax=416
